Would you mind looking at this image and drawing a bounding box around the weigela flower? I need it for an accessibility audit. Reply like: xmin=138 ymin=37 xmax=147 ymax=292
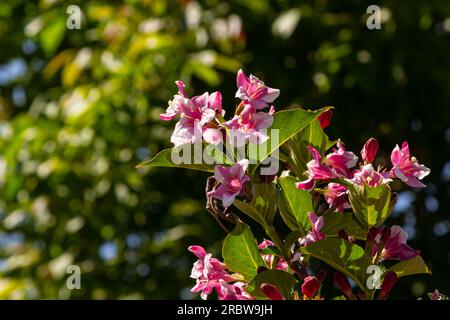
xmin=361 ymin=138 xmax=379 ymax=164
xmin=324 ymin=141 xmax=358 ymax=178
xmin=390 ymin=142 xmax=430 ymax=188
xmin=188 ymin=245 xmax=235 ymax=300
xmin=235 ymin=69 xmax=280 ymax=110
xmin=207 ymin=159 xmax=250 ymax=207
xmin=224 ymin=104 xmax=274 ymax=146
xmin=217 ymin=280 xmax=253 ymax=300
xmin=333 ymin=272 xmax=353 ymax=298
xmin=300 ymin=212 xmax=325 ymax=246
xmin=160 ymin=81 xmax=223 ymax=146
xmin=301 ymin=276 xmax=321 ymax=299
xmin=350 ymin=164 xmax=392 ymax=187
xmin=371 ymin=225 xmax=420 ymax=261
xmin=258 ymin=240 xmax=289 ymax=271
xmin=379 ymin=271 xmax=398 ymax=300
xmin=317 ymin=110 xmax=333 ymax=129
xmin=323 ymin=182 xmax=350 ymax=212
xmin=296 ymin=146 xmax=339 ymax=190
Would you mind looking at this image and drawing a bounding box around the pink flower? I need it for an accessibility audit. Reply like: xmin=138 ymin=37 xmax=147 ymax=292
xmin=300 ymin=213 xmax=324 ymax=246
xmin=431 ymin=289 xmax=442 ymax=300
xmin=301 ymin=276 xmax=321 ymax=299
xmin=371 ymin=225 xmax=421 ymax=262
xmin=224 ymin=104 xmax=275 ymax=146
xmin=390 ymin=142 xmax=430 ymax=188
xmin=350 ymin=164 xmax=392 ymax=187
xmin=296 ymin=146 xmax=339 ymax=191
xmin=324 ymin=141 xmax=358 ymax=178
xmin=361 ymin=138 xmax=379 ymax=164
xmin=317 ymin=110 xmax=333 ymax=129
xmin=188 ymin=245 xmax=235 ymax=300
xmin=217 ymin=280 xmax=253 ymax=300
xmin=258 ymin=239 xmax=275 ymax=250
xmin=258 ymin=240 xmax=289 ymax=271
xmin=160 ymin=81 xmax=223 ymax=146
xmin=235 ymin=69 xmax=280 ymax=110
xmin=207 ymin=159 xmax=250 ymax=207
xmin=323 ymin=182 xmax=349 ymax=212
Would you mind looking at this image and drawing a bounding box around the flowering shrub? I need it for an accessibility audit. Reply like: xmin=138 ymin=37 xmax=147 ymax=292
xmin=140 ymin=69 xmax=446 ymax=300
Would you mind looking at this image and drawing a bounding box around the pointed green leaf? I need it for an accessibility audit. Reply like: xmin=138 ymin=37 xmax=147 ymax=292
xmin=278 ymin=176 xmax=313 ymax=233
xmin=233 ymin=200 xmax=265 ymax=226
xmin=222 ymin=222 xmax=265 ymax=281
xmin=347 ymin=183 xmax=392 ymax=229
xmin=321 ymin=211 xmax=367 ymax=240
xmin=250 ymin=107 xmax=332 ymax=167
xmin=136 ymin=143 xmax=232 ymax=172
xmin=301 ymin=238 xmax=372 ymax=290
xmin=386 ymin=256 xmax=432 ymax=278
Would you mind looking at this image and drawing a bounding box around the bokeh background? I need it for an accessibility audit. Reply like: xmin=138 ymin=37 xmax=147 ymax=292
xmin=0 ymin=0 xmax=449 ymax=299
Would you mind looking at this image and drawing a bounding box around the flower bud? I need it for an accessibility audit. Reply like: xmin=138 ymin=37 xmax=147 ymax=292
xmin=301 ymin=276 xmax=321 ymax=299
xmin=260 ymin=283 xmax=284 ymax=300
xmin=317 ymin=110 xmax=333 ymax=129
xmin=338 ymin=229 xmax=349 ymax=241
xmin=317 ymin=270 xmax=327 ymax=283
xmin=361 ymin=138 xmax=379 ymax=164
xmin=333 ymin=272 xmax=353 ymax=298
xmin=379 ymin=271 xmax=398 ymax=300
xmin=367 ymin=227 xmax=378 ymax=243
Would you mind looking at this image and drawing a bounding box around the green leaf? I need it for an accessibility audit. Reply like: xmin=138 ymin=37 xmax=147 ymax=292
xmin=321 ymin=211 xmax=367 ymax=240
xmin=136 ymin=143 xmax=232 ymax=172
xmin=251 ymin=183 xmax=277 ymax=224
xmin=233 ymin=200 xmax=265 ymax=226
xmin=222 ymin=222 xmax=265 ymax=281
xmin=246 ymin=270 xmax=297 ymax=299
xmin=278 ymin=176 xmax=313 ymax=234
xmin=301 ymin=238 xmax=372 ymax=290
xmin=250 ymin=107 xmax=332 ymax=168
xmin=301 ymin=118 xmax=335 ymax=155
xmin=347 ymin=183 xmax=392 ymax=229
xmin=284 ymin=230 xmax=303 ymax=252
xmin=386 ymin=256 xmax=432 ymax=278
xmin=40 ymin=15 xmax=66 ymax=56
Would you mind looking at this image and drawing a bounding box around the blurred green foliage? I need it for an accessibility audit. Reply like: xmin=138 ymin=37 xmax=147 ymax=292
xmin=0 ymin=0 xmax=449 ymax=299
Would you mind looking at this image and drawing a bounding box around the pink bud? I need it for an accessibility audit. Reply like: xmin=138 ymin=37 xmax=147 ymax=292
xmin=317 ymin=270 xmax=327 ymax=283
xmin=260 ymin=283 xmax=284 ymax=300
xmin=338 ymin=229 xmax=349 ymax=241
xmin=367 ymin=227 xmax=378 ymax=243
xmin=333 ymin=272 xmax=352 ymax=297
xmin=361 ymin=138 xmax=379 ymax=164
xmin=379 ymin=271 xmax=398 ymax=299
xmin=302 ymin=276 xmax=321 ymax=299
xmin=317 ymin=110 xmax=333 ymax=129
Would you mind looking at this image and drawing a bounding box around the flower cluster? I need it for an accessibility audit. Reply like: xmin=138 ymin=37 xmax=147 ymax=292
xmin=153 ymin=69 xmax=444 ymax=300
xmin=296 ymin=137 xmax=430 ymax=211
xmin=189 ymin=240 xmax=289 ymax=300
